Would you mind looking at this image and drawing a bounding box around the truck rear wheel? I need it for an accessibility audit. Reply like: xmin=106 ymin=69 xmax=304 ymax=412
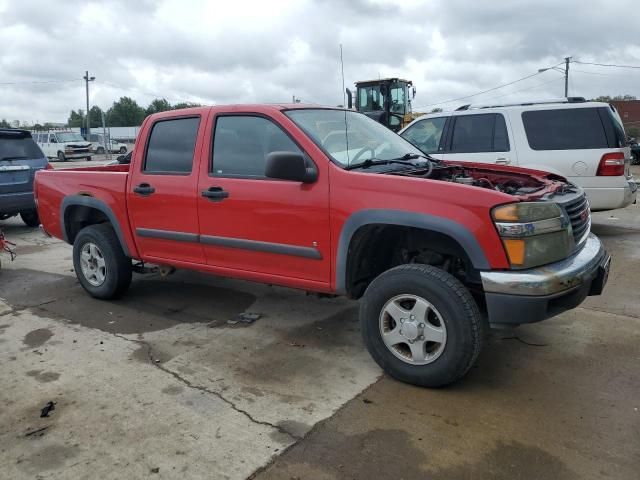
xmin=73 ymin=224 xmax=132 ymax=299
xmin=360 ymin=264 xmax=485 ymax=387
xmin=20 ymin=209 xmax=40 ymax=227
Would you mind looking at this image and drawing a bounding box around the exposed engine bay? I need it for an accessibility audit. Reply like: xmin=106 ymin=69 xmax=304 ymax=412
xmin=392 ymin=160 xmax=571 ymax=200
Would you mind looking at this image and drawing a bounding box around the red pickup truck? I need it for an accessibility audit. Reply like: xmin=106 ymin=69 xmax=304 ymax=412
xmin=35 ymin=105 xmax=610 ymax=387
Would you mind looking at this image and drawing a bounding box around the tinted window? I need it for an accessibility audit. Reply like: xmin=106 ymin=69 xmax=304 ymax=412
xmin=522 ymin=108 xmax=610 ymax=150
xmin=401 ymin=117 xmax=446 ymax=154
xmin=0 ymin=132 xmax=44 ymax=160
xmin=212 ymin=116 xmax=302 ymax=177
xmin=144 ymin=117 xmax=199 ymax=174
xmin=450 ymin=113 xmax=509 ymax=153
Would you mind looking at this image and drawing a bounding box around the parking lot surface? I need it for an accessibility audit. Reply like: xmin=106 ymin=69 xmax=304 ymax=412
xmin=0 ymin=166 xmax=638 ymax=479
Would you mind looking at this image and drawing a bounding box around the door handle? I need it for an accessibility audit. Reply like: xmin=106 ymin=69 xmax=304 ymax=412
xmin=202 ymin=186 xmax=229 ymax=202
xmin=495 ymin=158 xmax=510 ymax=165
xmin=133 ymin=183 xmax=155 ymax=196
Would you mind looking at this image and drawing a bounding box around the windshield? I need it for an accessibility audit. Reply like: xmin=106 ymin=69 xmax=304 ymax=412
xmin=357 ymin=85 xmax=385 ymax=112
xmin=285 ymin=109 xmax=424 ymax=168
xmin=56 ymin=132 xmax=86 ymax=143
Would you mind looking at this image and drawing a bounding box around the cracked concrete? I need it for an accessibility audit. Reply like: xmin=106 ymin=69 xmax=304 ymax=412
xmin=0 ymin=216 xmax=379 ymax=479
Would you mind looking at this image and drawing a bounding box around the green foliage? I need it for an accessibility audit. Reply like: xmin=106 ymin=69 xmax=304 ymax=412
xmin=146 ymin=98 xmax=172 ymax=116
xmin=593 ymin=95 xmax=637 ymax=102
xmin=172 ymin=102 xmax=202 ymax=110
xmin=106 ymin=97 xmax=147 ymax=127
xmin=68 ymin=109 xmax=84 ymax=128
xmin=0 ymin=119 xmax=10 ymax=128
xmin=627 ymin=127 xmax=639 ymax=139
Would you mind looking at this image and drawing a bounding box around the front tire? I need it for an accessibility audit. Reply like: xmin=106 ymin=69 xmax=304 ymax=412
xmin=73 ymin=224 xmax=132 ymax=299
xmin=20 ymin=209 xmax=40 ymax=227
xmin=360 ymin=264 xmax=485 ymax=387
xmin=57 ymin=151 xmax=66 ymax=162
xmin=96 ymin=147 xmax=105 ymax=154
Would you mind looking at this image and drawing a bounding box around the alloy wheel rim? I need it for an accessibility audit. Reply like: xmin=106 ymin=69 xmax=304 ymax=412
xmin=80 ymin=242 xmax=107 ymax=287
xmin=379 ymin=294 xmax=447 ymax=365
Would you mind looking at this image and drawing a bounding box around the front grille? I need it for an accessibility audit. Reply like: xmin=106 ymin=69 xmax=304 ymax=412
xmin=560 ymin=192 xmax=590 ymax=246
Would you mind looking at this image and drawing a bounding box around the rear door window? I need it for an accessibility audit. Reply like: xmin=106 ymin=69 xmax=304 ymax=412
xmin=0 ymin=132 xmax=44 ymax=160
xmin=143 ymin=117 xmax=200 ymax=174
xmin=401 ymin=117 xmax=446 ymax=154
xmin=522 ymin=107 xmax=615 ymax=150
xmin=448 ymin=113 xmax=509 ymax=153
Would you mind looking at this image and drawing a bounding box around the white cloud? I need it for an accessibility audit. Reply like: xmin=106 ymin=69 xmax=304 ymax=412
xmin=0 ymin=0 xmax=639 ymax=123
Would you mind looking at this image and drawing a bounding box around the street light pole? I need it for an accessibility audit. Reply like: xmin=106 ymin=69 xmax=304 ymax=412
xmin=564 ymin=56 xmax=571 ymax=98
xmin=83 ymin=71 xmax=95 ymax=138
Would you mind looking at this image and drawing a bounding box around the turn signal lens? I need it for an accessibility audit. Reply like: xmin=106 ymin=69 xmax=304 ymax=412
xmin=503 ymin=239 xmax=525 ymax=265
xmin=492 ymin=204 xmax=519 ymax=221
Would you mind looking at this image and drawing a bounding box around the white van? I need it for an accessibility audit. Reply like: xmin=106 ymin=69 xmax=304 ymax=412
xmin=85 ymin=133 xmax=128 ymax=154
xmin=33 ymin=131 xmax=92 ymax=162
xmin=400 ymin=98 xmax=637 ymax=211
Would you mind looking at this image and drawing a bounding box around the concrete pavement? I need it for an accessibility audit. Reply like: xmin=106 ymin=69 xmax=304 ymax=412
xmin=0 ymin=167 xmax=638 ymax=479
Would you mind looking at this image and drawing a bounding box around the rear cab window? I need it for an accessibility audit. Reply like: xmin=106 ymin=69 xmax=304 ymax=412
xmin=143 ymin=117 xmax=200 ymax=174
xmin=0 ymin=131 xmax=45 ymax=160
xmin=521 ymin=107 xmax=623 ymax=150
xmin=446 ymin=113 xmax=510 ymax=153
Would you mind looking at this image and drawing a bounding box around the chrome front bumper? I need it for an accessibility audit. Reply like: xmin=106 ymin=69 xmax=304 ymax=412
xmin=480 ymin=234 xmax=608 ymax=297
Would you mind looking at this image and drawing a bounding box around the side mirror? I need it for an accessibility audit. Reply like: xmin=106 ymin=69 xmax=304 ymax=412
xmin=116 ymin=155 xmax=125 ymax=162
xmin=265 ymin=151 xmax=317 ymax=183
xmin=50 ymin=138 xmax=57 ymax=143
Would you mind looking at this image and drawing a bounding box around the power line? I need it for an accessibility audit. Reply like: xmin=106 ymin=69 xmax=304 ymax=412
xmin=0 ymin=78 xmax=82 ymax=86
xmin=413 ymin=63 xmax=563 ymax=109
xmin=480 ymin=78 xmax=564 ymax=102
xmin=96 ymin=80 xmax=199 ymax=104
xmin=573 ymin=61 xmax=640 ymax=69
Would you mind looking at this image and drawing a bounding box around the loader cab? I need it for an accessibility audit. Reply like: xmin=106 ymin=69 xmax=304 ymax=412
xmin=347 ymin=78 xmax=415 ymax=132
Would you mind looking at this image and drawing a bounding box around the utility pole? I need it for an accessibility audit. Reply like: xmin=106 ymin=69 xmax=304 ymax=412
xmin=83 ymin=71 xmax=95 ymax=137
xmin=564 ymin=57 xmax=571 ymax=97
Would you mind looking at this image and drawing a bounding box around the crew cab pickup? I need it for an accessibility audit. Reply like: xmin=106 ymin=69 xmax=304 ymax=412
xmin=34 ymin=105 xmax=611 ymax=387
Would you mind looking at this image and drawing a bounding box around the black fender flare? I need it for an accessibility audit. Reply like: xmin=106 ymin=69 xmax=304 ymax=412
xmin=335 ymin=209 xmax=490 ymax=294
xmin=60 ymin=195 xmax=131 ymax=257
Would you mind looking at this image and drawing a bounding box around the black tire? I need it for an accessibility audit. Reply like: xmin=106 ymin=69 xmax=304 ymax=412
xmin=119 ymin=146 xmax=127 ymax=154
xmin=73 ymin=224 xmax=132 ymax=299
xmin=86 ymin=156 xmax=92 ymax=161
xmin=57 ymin=151 xmax=66 ymax=162
xmin=20 ymin=209 xmax=40 ymax=227
xmin=96 ymin=147 xmax=105 ymax=154
xmin=360 ymin=264 xmax=485 ymax=387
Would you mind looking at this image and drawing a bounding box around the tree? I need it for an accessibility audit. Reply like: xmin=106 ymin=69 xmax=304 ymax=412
xmin=593 ymin=94 xmax=637 ymax=102
xmin=106 ymin=97 xmax=146 ymax=126
xmin=0 ymin=119 xmax=10 ymax=128
xmin=172 ymin=102 xmax=202 ymax=110
xmin=68 ymin=109 xmax=84 ymax=128
xmin=89 ymin=105 xmax=105 ymax=128
xmin=146 ymin=98 xmax=172 ymax=116
xmin=430 ymin=108 xmax=443 ymax=113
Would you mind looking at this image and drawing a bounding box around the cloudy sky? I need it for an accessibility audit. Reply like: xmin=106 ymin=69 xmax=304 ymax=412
xmin=1 ymin=0 xmax=639 ymax=124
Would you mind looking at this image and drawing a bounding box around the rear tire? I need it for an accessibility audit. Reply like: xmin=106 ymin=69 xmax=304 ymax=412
xmin=20 ymin=209 xmax=40 ymax=227
xmin=73 ymin=224 xmax=132 ymax=299
xmin=57 ymin=151 xmax=66 ymax=162
xmin=360 ymin=264 xmax=485 ymax=387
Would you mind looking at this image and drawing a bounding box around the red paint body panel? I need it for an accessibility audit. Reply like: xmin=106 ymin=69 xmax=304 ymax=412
xmin=34 ymin=104 xmax=568 ymax=293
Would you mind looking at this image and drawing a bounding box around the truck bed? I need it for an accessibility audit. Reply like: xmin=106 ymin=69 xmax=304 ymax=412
xmin=35 ymin=165 xmax=135 ymax=255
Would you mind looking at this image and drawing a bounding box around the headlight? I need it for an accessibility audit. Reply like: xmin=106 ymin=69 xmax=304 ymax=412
xmin=492 ymin=202 xmax=573 ymax=269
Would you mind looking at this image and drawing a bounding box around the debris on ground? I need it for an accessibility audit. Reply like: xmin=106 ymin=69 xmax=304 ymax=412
xmin=227 ymin=312 xmax=262 ymax=326
xmin=25 ymin=426 xmax=49 ymax=437
xmin=362 ymin=398 xmax=374 ymax=404
xmin=150 ymin=467 xmax=160 ymax=474
xmin=40 ymin=401 xmax=56 ymax=418
xmin=502 ymin=336 xmax=548 ymax=347
xmin=288 ymin=341 xmax=305 ymax=348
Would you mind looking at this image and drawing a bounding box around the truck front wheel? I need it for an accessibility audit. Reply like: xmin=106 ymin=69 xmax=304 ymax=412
xmin=360 ymin=264 xmax=485 ymax=387
xmin=73 ymin=224 xmax=132 ymax=299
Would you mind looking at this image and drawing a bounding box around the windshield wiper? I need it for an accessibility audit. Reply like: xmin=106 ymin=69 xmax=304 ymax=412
xmin=344 ymin=158 xmax=418 ymax=170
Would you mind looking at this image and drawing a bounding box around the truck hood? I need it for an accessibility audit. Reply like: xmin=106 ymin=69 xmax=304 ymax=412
xmin=393 ymin=160 xmax=573 ymax=202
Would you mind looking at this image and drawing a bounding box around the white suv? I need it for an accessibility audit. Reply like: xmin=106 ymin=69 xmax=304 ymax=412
xmin=400 ymin=98 xmax=637 ymax=211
